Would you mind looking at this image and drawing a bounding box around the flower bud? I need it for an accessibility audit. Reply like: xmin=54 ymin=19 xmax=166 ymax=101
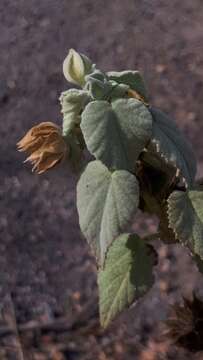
xmin=63 ymin=49 xmax=93 ymax=87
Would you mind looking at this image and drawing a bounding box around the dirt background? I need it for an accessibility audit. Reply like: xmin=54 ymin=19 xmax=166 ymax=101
xmin=1 ymin=0 xmax=203 ymax=359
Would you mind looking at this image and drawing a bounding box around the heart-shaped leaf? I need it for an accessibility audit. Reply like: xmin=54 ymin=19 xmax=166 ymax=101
xmin=98 ymin=233 xmax=155 ymax=327
xmin=77 ymin=161 xmax=140 ymax=265
xmin=149 ymin=107 xmax=196 ymax=187
xmin=168 ymin=190 xmax=203 ymax=259
xmin=81 ymin=98 xmax=152 ymax=171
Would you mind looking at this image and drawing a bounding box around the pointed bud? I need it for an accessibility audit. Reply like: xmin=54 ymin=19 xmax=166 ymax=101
xmin=63 ymin=49 xmax=93 ymax=87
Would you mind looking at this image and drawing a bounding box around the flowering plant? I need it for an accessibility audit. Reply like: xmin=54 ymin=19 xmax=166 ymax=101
xmin=18 ymin=49 xmax=203 ymax=328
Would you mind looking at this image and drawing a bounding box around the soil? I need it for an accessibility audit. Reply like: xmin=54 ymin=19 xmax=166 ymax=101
xmin=0 ymin=0 xmax=203 ymax=359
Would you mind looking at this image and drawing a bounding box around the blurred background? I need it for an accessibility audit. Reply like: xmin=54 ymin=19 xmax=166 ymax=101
xmin=0 ymin=0 xmax=203 ymax=359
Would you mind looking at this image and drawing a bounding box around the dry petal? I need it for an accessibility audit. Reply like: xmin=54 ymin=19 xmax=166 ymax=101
xmin=17 ymin=122 xmax=68 ymax=174
xmin=32 ymin=152 xmax=63 ymax=174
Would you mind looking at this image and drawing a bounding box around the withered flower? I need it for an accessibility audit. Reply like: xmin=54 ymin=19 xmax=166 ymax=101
xmin=17 ymin=122 xmax=68 ymax=174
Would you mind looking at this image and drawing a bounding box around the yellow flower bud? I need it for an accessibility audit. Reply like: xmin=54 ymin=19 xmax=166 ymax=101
xmin=17 ymin=122 xmax=68 ymax=174
xmin=63 ymin=49 xmax=93 ymax=87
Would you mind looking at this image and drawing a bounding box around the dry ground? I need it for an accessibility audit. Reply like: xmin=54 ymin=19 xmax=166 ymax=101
xmin=0 ymin=0 xmax=203 ymax=359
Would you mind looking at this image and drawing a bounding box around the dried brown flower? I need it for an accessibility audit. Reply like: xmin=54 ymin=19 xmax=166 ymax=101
xmin=17 ymin=122 xmax=68 ymax=174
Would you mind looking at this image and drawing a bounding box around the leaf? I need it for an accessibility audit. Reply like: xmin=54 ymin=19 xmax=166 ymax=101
xmin=81 ymin=98 xmax=152 ymax=171
xmin=137 ymin=153 xmax=177 ymax=215
xmin=107 ymin=70 xmax=148 ymax=101
xmin=85 ymin=71 xmax=112 ymax=100
xmin=159 ymin=205 xmax=177 ymax=244
xmin=168 ymin=190 xmax=203 ymax=259
xmin=98 ymin=233 xmax=155 ymax=327
xmin=149 ymin=107 xmax=197 ymax=187
xmin=59 ymin=89 xmax=90 ymax=136
xmin=141 ymin=147 xmax=177 ymax=185
xmin=85 ymin=70 xmax=130 ymax=101
xmin=77 ymin=160 xmax=140 ymax=265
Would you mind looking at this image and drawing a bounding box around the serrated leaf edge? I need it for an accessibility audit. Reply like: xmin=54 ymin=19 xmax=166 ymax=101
xmin=151 ymin=138 xmax=188 ymax=188
xmin=166 ymin=193 xmax=181 ymax=243
xmin=166 ymin=192 xmax=197 ymax=257
xmin=99 ymin=233 xmax=155 ymax=328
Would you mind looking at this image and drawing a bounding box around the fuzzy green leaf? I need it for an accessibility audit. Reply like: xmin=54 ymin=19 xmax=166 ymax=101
xmin=85 ymin=71 xmax=111 ymax=100
xmin=81 ymin=98 xmax=152 ymax=171
xmin=77 ymin=161 xmax=139 ymax=265
xmin=149 ymin=107 xmax=196 ymax=187
xmin=60 ymin=89 xmax=90 ymax=136
xmin=168 ymin=190 xmax=203 ymax=259
xmin=85 ymin=71 xmax=129 ymax=101
xmin=107 ymin=70 xmax=148 ymax=100
xmin=98 ymin=233 xmax=155 ymax=327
